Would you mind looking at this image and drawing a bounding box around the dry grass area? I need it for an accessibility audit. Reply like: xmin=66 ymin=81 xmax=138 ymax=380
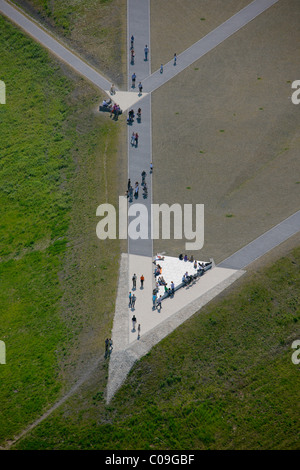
xmin=151 ymin=0 xmax=300 ymax=264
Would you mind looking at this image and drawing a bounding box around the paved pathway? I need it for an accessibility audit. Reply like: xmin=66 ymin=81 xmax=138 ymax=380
xmin=218 ymin=210 xmax=300 ymax=270
xmin=127 ymin=0 xmax=153 ymax=257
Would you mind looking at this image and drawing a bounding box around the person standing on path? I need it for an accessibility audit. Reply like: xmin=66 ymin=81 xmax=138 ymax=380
xmin=144 ymin=45 xmax=149 ymax=61
xmin=160 ymin=64 xmax=163 ymax=74
xmin=131 ymin=132 xmax=136 ymax=146
xmin=132 ymin=314 xmax=137 ymax=331
xmin=135 ymin=132 xmax=139 ymax=147
xmin=157 ymin=295 xmax=162 ymax=312
xmin=140 ymin=274 xmax=144 ymax=289
xmin=105 ymin=338 xmax=109 ymax=358
xmin=171 ymin=281 xmax=175 ymax=296
xmin=138 ymin=82 xmax=143 ymax=95
xmin=131 ymin=48 xmax=135 ymax=64
xmin=173 ymin=53 xmax=177 ymax=65
xmin=150 ymin=162 xmax=153 ymax=173
xmin=132 ymin=273 xmax=137 ymax=290
xmin=131 ymin=35 xmax=134 ymax=49
xmin=109 ymin=338 xmax=113 ymax=354
xmin=131 ymin=293 xmax=136 ymax=309
xmin=110 ymin=83 xmax=116 ymax=95
xmin=132 ymin=72 xmax=136 ymax=88
xmin=129 ymin=291 xmax=132 ymax=307
xmin=152 ymin=293 xmax=157 ymax=310
xmin=134 ymin=182 xmax=139 ymax=199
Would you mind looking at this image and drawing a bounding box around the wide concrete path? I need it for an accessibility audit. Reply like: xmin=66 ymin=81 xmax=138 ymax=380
xmin=219 ymin=210 xmax=300 ymax=270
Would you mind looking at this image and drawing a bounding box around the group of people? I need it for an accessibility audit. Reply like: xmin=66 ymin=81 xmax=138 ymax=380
xmin=128 ymin=291 xmax=137 ymax=308
xmin=104 ymin=337 xmax=113 ymax=358
xmin=127 ymin=107 xmax=142 ymax=124
xmin=126 ymin=170 xmax=148 ymax=201
xmin=102 ymin=98 xmax=112 ymax=109
xmin=182 ymin=271 xmax=196 ymax=285
xmin=152 ymin=278 xmax=175 ymax=311
xmin=157 ymin=275 xmax=167 ymax=286
xmin=129 ymin=272 xmax=144 ymax=339
xmin=131 ymin=131 xmax=139 ymax=147
xmin=99 ymin=84 xmax=121 ymax=120
xmin=154 ymin=263 xmax=163 ymax=277
xmin=153 ymin=257 xmax=176 ymax=310
xmin=179 ymin=253 xmax=195 ymax=262
xmin=179 ymin=253 xmax=208 ymax=274
xmin=110 ymin=102 xmax=121 ymax=119
xmin=130 ymin=34 xmax=149 ymax=61
xmin=131 ymin=273 xmax=144 ymax=290
xmin=126 ymin=175 xmax=147 ymax=201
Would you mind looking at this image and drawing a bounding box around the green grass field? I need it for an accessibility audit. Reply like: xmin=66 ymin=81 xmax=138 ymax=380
xmin=13 ymin=246 xmax=300 ymax=450
xmin=0 ymin=16 xmax=121 ymax=444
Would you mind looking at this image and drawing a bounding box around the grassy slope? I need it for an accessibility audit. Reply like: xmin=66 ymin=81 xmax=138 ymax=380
xmin=12 ymin=0 xmax=126 ymax=87
xmin=14 ymin=246 xmax=300 ymax=450
xmin=0 ymin=16 xmax=121 ymax=444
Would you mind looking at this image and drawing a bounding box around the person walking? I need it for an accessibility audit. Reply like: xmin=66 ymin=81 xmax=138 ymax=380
xmin=134 ymin=182 xmax=139 ymax=198
xmin=137 ymin=323 xmax=141 ymax=340
xmin=160 ymin=64 xmax=163 ymax=74
xmin=132 ymin=314 xmax=137 ymax=331
xmin=171 ymin=281 xmax=175 ymax=296
xmin=157 ymin=295 xmax=162 ymax=312
xmin=128 ymin=178 xmax=131 ymax=190
xmin=109 ymin=338 xmax=113 ymax=354
xmin=131 ymin=48 xmax=135 ymax=64
xmin=144 ymin=44 xmax=149 ymax=61
xmin=132 ymin=273 xmax=137 ymax=289
xmin=131 ymin=132 xmax=136 ymax=146
xmin=150 ymin=162 xmax=153 ymax=173
xmin=130 ymin=35 xmax=134 ymax=49
xmin=110 ymin=83 xmax=116 ymax=95
xmin=138 ymin=82 xmax=143 ymax=95
xmin=131 ymin=72 xmax=136 ymax=88
xmin=105 ymin=338 xmax=109 ymax=358
xmin=173 ymin=53 xmax=177 ymax=65
xmin=129 ymin=291 xmax=132 ymax=307
xmin=152 ymin=293 xmax=157 ymax=310
xmin=131 ymin=293 xmax=136 ymax=309
xmin=129 ymin=185 xmax=133 ymax=201
xmin=140 ymin=274 xmax=144 ymax=288
xmin=135 ymin=132 xmax=139 ymax=147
